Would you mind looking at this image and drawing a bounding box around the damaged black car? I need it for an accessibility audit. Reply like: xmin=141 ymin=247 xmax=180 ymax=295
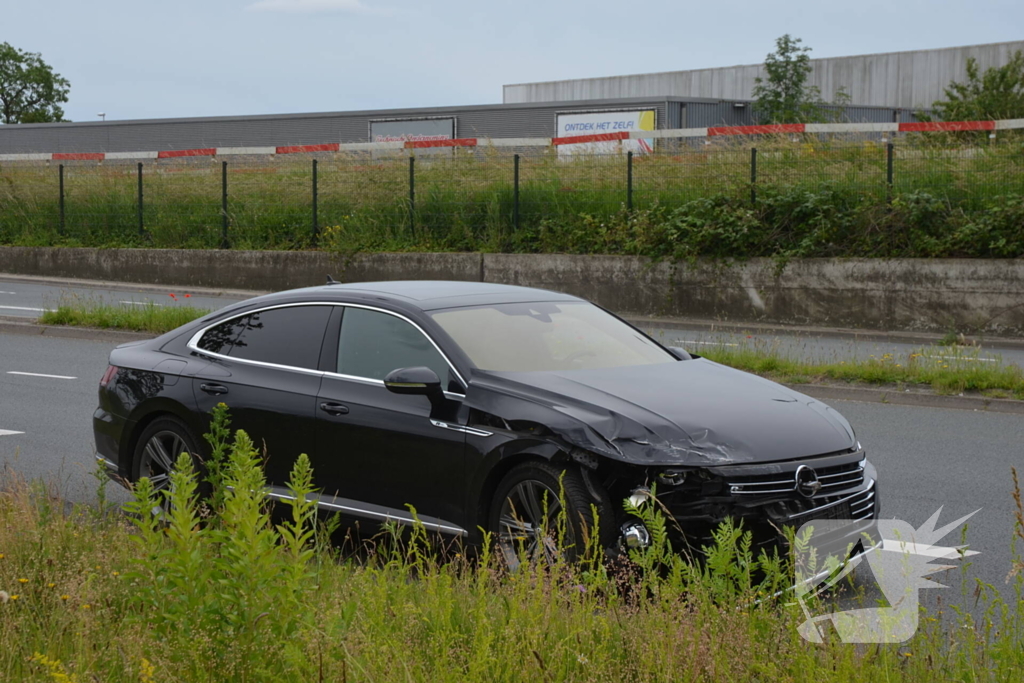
xmin=94 ymin=280 xmax=878 ymax=559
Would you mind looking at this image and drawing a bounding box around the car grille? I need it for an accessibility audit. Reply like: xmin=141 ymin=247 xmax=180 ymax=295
xmin=782 ymin=482 xmax=877 ymax=524
xmin=725 ymin=458 xmax=865 ymax=497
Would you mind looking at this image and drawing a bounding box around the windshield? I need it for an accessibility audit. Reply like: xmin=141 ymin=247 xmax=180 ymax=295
xmin=430 ymin=301 xmax=676 ymax=372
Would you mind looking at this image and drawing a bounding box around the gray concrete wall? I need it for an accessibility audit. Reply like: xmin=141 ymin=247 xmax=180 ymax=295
xmin=2 ymin=247 xmax=1023 ymax=335
xmin=504 ymin=41 xmax=1024 ymax=111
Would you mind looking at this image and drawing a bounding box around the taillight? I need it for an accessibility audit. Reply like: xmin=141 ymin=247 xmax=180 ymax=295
xmin=99 ymin=365 xmax=119 ymax=387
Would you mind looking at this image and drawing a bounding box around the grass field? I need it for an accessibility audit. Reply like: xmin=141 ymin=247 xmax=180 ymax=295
xmin=2 ymin=137 xmax=1023 ymax=258
xmin=1 ymin=409 xmax=1022 ymax=682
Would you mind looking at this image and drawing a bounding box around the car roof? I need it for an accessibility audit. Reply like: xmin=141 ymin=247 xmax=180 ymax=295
xmin=261 ymin=280 xmax=584 ymax=312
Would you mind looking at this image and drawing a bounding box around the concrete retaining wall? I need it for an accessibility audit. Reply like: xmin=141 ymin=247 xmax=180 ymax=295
xmin=1 ymin=247 xmax=1022 ymax=335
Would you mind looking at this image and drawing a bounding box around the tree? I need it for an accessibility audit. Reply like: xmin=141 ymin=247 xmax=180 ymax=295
xmin=0 ymin=42 xmax=70 ymax=124
xmin=752 ymin=35 xmax=846 ymax=124
xmin=932 ymin=51 xmax=1024 ymax=121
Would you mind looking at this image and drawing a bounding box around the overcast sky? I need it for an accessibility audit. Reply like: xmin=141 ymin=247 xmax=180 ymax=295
xmin=4 ymin=0 xmax=1022 ymax=122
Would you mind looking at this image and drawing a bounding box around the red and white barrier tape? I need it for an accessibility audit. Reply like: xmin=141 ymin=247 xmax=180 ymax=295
xmin=1 ymin=119 xmax=1021 ymax=162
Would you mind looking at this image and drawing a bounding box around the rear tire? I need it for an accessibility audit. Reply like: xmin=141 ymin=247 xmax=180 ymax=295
xmin=488 ymin=460 xmax=614 ymax=569
xmin=132 ymin=416 xmax=202 ymax=498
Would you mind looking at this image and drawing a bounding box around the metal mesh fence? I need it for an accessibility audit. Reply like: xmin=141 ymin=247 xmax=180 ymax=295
xmin=1 ymin=137 xmax=1021 ymax=252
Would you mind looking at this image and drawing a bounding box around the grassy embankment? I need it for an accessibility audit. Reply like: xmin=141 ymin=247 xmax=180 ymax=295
xmin=38 ymin=299 xmax=1024 ymax=399
xmin=38 ymin=297 xmax=211 ymax=334
xmin=1 ymin=407 xmax=1022 ymax=681
xmin=1 ymin=138 xmax=1022 ymax=258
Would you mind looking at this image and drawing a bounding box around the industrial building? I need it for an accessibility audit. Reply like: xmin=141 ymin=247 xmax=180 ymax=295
xmin=1 ymin=41 xmax=1018 ymax=155
xmin=504 ymin=40 xmax=1024 ymax=110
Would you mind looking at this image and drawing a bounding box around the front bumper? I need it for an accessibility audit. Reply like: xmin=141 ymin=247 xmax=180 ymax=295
xmin=651 ymin=450 xmax=880 ymax=554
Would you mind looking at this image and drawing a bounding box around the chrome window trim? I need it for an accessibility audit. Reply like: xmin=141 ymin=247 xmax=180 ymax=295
xmin=430 ymin=419 xmax=493 ymax=437
xmin=186 ymin=300 xmax=467 ymax=391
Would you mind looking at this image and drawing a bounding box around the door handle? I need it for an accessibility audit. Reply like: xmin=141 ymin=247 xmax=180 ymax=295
xmin=319 ymin=401 xmax=350 ymax=416
xmin=200 ymin=383 xmax=229 ymax=395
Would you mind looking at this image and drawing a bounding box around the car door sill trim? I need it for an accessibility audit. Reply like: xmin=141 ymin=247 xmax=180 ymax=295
xmin=266 ymin=487 xmax=467 ymax=536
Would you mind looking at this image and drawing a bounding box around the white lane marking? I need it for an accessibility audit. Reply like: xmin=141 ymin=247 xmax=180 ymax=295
xmin=119 ymin=301 xmax=162 ymax=306
xmin=0 ymin=305 xmax=47 ymax=312
xmin=0 ymin=290 xmax=16 ymax=294
xmin=675 ymin=339 xmax=740 ymax=347
xmin=0 ymin=429 xmax=25 ymax=437
xmin=926 ymin=355 xmax=998 ymax=363
xmin=7 ymin=371 xmax=77 ymax=380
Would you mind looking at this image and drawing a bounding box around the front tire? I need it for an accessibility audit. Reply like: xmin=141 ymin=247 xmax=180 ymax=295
xmin=488 ymin=461 xmax=613 ymax=569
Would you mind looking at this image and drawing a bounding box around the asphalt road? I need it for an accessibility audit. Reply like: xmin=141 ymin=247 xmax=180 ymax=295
xmin=1 ymin=326 xmax=1021 ymax=609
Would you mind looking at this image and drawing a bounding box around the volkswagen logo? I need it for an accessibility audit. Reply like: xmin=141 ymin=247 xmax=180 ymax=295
xmin=794 ymin=465 xmax=821 ymax=498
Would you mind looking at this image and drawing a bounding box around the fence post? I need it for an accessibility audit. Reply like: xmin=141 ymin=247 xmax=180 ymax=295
xmin=513 ymin=154 xmax=520 ymax=231
xmin=626 ymin=151 xmax=634 ymax=212
xmin=408 ymin=156 xmax=415 ymax=233
xmin=137 ymin=163 xmax=144 ymax=237
xmin=886 ymin=143 xmax=894 ymax=202
xmin=58 ymin=164 xmax=65 ymax=236
xmin=221 ymin=161 xmax=229 ymax=249
xmin=750 ymin=147 xmax=757 ymax=206
xmin=311 ymin=159 xmax=319 ymax=246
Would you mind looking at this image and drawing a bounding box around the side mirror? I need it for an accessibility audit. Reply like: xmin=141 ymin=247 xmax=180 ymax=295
xmin=384 ymin=366 xmax=444 ymax=403
xmin=667 ymin=346 xmax=693 ymax=360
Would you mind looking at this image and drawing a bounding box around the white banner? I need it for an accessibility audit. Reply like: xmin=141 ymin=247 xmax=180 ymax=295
xmin=556 ymin=110 xmax=656 ymax=156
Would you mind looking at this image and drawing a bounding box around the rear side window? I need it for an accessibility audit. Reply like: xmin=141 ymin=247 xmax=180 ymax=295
xmin=198 ymin=306 xmax=331 ymax=370
xmin=337 ymin=307 xmax=452 ymax=386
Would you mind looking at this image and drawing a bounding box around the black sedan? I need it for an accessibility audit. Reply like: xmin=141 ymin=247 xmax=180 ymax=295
xmin=94 ymin=280 xmax=878 ymax=558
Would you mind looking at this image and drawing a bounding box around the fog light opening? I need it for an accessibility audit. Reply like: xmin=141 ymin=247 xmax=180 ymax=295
xmin=620 ymin=522 xmax=651 ymax=550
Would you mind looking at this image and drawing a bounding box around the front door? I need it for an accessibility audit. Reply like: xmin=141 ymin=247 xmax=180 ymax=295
xmin=314 ymin=306 xmax=467 ymax=531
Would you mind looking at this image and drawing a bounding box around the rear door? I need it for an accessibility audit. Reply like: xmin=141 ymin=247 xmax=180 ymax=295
xmin=191 ymin=304 xmax=333 ymax=487
xmin=314 ymin=306 xmax=468 ymax=531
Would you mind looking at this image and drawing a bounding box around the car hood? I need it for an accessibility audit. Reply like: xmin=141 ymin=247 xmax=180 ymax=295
xmin=464 ymin=359 xmax=856 ymax=466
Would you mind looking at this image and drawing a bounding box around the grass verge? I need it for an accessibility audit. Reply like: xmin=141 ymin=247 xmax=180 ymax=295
xmin=0 ymin=408 xmax=1022 ymax=682
xmin=38 ymin=299 xmax=211 ymax=334
xmin=2 ymin=139 xmax=1023 ymax=258
xmin=699 ymin=342 xmax=1024 ymax=400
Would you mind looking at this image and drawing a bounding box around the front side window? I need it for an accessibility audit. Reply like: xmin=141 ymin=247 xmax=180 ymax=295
xmin=337 ymin=307 xmax=453 ymax=387
xmin=197 ymin=306 xmax=331 ymax=370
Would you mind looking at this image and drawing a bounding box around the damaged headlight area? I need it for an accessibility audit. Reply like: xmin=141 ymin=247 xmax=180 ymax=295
xmin=610 ymin=448 xmax=878 ymax=557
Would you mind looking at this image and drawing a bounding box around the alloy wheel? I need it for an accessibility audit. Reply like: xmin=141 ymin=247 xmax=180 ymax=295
xmin=497 ymin=479 xmax=563 ymax=567
xmin=139 ymin=429 xmax=190 ymax=494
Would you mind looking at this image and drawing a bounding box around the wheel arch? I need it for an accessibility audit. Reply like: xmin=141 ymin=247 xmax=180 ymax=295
xmin=467 ymin=437 xmax=571 ymax=542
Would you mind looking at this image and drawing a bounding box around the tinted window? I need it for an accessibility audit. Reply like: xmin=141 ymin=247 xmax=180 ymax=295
xmin=199 ymin=306 xmax=331 ymax=370
xmin=197 ymin=316 xmax=249 ymax=355
xmin=338 ymin=308 xmax=452 ymax=386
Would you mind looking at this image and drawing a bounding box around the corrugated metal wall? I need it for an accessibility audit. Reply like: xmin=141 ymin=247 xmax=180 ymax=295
xmin=504 ymin=40 xmax=1024 ymax=110
xmin=0 ymin=97 xmax=922 ymax=154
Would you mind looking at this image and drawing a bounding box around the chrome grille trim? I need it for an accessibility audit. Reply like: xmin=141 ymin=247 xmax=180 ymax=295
xmin=726 ymin=460 xmax=865 ymax=496
xmin=781 ymin=481 xmax=876 ymax=522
